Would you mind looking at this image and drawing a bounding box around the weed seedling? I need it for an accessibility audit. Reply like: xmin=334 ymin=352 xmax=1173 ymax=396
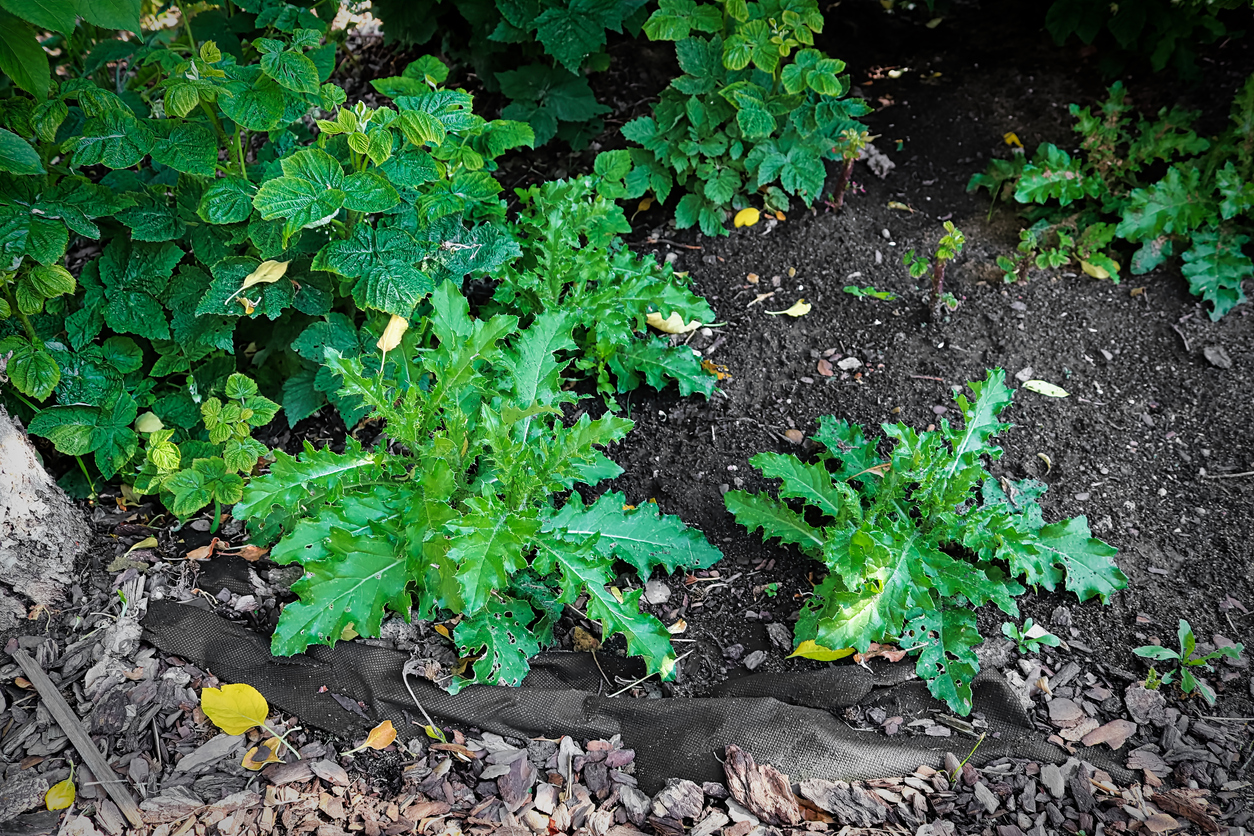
xmin=903 ymin=221 xmax=965 ymax=320
xmin=843 ymin=285 xmax=898 ymax=300
xmin=1002 ymin=618 xmax=1061 ymax=654
xmin=1133 ymin=619 xmax=1245 ymax=705
xmin=831 ymin=129 xmax=873 ymax=211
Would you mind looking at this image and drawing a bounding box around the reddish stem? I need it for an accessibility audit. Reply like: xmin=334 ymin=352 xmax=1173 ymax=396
xmin=930 ymin=260 xmax=946 ymax=321
xmin=832 ymin=157 xmax=855 ymax=211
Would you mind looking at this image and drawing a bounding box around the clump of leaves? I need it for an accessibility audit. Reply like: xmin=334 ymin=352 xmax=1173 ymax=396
xmin=594 ymin=0 xmax=870 ymax=235
xmin=369 ymin=0 xmax=647 ymax=147
xmin=725 ymin=368 xmax=1127 ymax=715
xmin=487 ymin=175 xmax=717 ymax=403
xmin=1133 ymin=619 xmax=1245 ymax=706
xmin=234 ymin=282 xmax=722 ymax=690
xmin=1001 ymin=618 xmax=1061 ymax=654
xmin=969 ymin=78 xmax=1254 ymax=320
xmin=903 ymin=221 xmax=964 ymax=320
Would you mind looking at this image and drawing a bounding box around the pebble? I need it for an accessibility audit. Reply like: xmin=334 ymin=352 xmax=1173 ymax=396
xmin=932 ymin=405 xmax=947 ymax=415
xmin=837 ymin=357 xmax=862 ymax=371
xmin=1203 ymin=345 xmax=1232 ymax=369
xmin=973 ymin=781 xmax=1000 ymax=813
xmin=743 ymin=650 xmax=767 ymax=671
xmin=1015 ymin=367 xmax=1033 ymax=382
xmin=1039 ymin=763 xmax=1065 ymax=799
xmin=644 ymin=580 xmax=671 ymax=605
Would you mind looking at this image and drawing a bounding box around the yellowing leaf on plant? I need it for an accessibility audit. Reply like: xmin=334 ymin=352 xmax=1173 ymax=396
xmin=376 ymin=314 xmax=409 ymax=353
xmin=242 ymin=740 xmax=282 ymax=770
xmin=637 ymin=196 xmax=653 ymax=213
xmin=201 ymin=682 xmax=270 ymax=735
xmin=1081 ymin=260 xmax=1110 ymax=279
xmin=225 ymin=260 xmax=290 ymax=307
xmin=1003 ymin=132 xmax=1023 ymax=149
xmin=45 ymin=775 xmax=74 ymax=811
xmin=610 ymin=586 xmax=624 ymax=603
xmin=126 ymin=536 xmax=159 ymax=554
xmin=1022 ymin=380 xmax=1069 ymax=398
xmin=135 ymin=412 xmax=164 ymax=433
xmin=701 ymin=359 xmax=731 ymax=381
xmin=340 ymin=623 xmax=359 ymax=641
xmin=361 ymin=720 xmax=398 ymax=750
xmin=789 ymin=640 xmax=856 ymax=662
xmin=646 ymin=310 xmax=702 ymax=334
xmin=424 ymin=724 xmax=447 ymax=742
xmin=433 ymin=623 xmax=452 ymax=640
xmin=734 ymin=207 xmax=760 ymax=227
xmin=765 ymin=299 xmax=811 ymax=317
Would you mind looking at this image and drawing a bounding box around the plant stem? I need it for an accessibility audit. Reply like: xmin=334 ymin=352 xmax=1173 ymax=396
xmin=3 ymin=284 xmax=38 ymax=344
xmin=175 ymin=0 xmax=196 ymax=51
xmin=260 ymin=723 xmax=302 ymax=758
xmin=832 ymin=157 xmax=855 ymax=211
xmin=930 ymin=259 xmax=946 ymax=322
xmin=199 ymin=100 xmax=229 ymax=147
xmin=210 ymin=498 xmax=221 ymax=533
xmin=234 ymin=129 xmax=247 ymax=176
xmin=76 ymin=456 xmax=97 ymax=497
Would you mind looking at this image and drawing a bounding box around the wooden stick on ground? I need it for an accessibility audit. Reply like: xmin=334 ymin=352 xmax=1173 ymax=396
xmin=11 ymin=649 xmax=145 ymax=827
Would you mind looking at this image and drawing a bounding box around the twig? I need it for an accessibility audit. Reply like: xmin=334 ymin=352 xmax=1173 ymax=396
xmin=1171 ymin=323 xmax=1191 ymax=353
xmin=1198 ymin=715 xmax=1254 ymax=722
xmin=910 ymin=375 xmax=945 ymax=382
xmin=1201 ymin=470 xmax=1254 ymax=479
xmin=645 ymin=238 xmax=702 ymax=250
xmin=12 ymin=650 xmax=144 ymax=827
xmin=607 ymin=650 xmax=694 ymax=697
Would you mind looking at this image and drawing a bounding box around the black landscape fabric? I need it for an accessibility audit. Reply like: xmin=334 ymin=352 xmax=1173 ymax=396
xmin=143 ymin=600 xmax=1129 ymax=792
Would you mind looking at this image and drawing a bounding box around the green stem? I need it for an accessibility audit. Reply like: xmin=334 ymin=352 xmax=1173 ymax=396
xmin=234 ymin=129 xmax=247 ymax=176
xmin=175 ymin=0 xmax=196 ymax=52
xmin=76 ymin=456 xmax=97 ymax=497
xmin=8 ymin=389 xmax=39 ymax=412
xmin=260 ymin=722 xmax=302 ymax=759
xmin=210 ymin=497 xmax=221 ymax=533
xmin=2 ymin=284 xmax=38 ymax=344
xmin=199 ymin=100 xmax=229 ymax=147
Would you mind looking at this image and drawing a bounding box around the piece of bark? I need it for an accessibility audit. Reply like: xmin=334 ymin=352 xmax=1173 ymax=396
xmin=0 ymin=406 xmax=90 ymax=608
xmin=723 ymin=745 xmax=802 ymax=826
xmin=0 ymin=771 xmax=47 ymax=824
xmin=650 ymin=778 xmax=703 ymax=820
xmin=796 ymin=779 xmax=887 ymax=828
xmin=10 ymin=650 xmax=144 ymax=827
xmin=1151 ymin=789 xmax=1221 ymax=833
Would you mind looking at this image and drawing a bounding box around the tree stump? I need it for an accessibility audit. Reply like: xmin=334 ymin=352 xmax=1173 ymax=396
xmin=0 ymin=405 xmax=90 ymax=625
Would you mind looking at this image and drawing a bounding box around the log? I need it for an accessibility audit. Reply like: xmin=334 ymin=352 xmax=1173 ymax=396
xmin=0 ymin=405 xmax=90 ymax=619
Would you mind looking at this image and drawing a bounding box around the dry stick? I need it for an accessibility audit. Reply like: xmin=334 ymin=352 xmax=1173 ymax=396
xmin=1201 ymin=470 xmax=1254 ymax=479
xmin=607 ymin=650 xmax=694 ymax=698
xmin=12 ymin=649 xmax=145 ymax=827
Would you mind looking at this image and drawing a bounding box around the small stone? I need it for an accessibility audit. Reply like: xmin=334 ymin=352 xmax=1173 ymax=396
xmin=932 ymin=405 xmax=948 ymax=415
xmin=651 ymin=778 xmax=704 ymax=820
xmin=524 ymin=811 xmax=550 ymax=833
xmin=1040 ymin=764 xmax=1065 ymax=799
xmin=973 ymin=782 xmax=1000 ymax=814
xmin=1144 ymin=813 xmax=1178 ymax=833
xmin=1203 ymin=345 xmax=1232 ymax=369
xmin=1051 ymin=606 xmax=1072 ymax=628
xmin=837 ymin=357 xmax=862 ymax=371
xmin=743 ymin=650 xmax=767 ymax=671
xmin=1080 ymin=719 xmax=1137 ymax=750
xmin=1100 ymin=349 xmax=1114 ymax=362
xmin=1047 ymin=698 xmax=1086 ymax=729
xmin=644 ymin=580 xmax=671 ymax=605
xmin=1015 ymin=367 xmax=1034 ymax=383
xmin=765 ymin=622 xmax=792 ymax=652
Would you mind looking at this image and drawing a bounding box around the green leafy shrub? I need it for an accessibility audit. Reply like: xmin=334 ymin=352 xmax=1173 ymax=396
xmin=970 ymin=78 xmax=1254 ymax=320
xmin=234 ymin=281 xmax=722 ymax=688
xmin=487 ymin=175 xmax=717 ymax=402
xmin=369 ymin=0 xmax=648 ymax=147
xmin=725 ymin=369 xmax=1127 ymax=715
xmin=595 ymin=0 xmax=870 ymax=235
xmin=1044 ymin=0 xmax=1250 ymax=78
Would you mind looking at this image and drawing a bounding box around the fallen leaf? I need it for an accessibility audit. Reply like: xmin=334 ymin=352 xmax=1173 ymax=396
xmin=45 ymin=775 xmax=75 ymax=811
xmin=201 ymin=683 xmax=270 ymax=735
xmin=668 ymin=618 xmax=687 ymax=634
xmin=765 ymin=299 xmax=811 ymax=317
xmin=817 ymin=358 xmax=834 ymax=377
xmin=225 ymin=260 xmax=289 ymax=306
xmin=637 ymin=196 xmax=653 ymax=213
xmin=186 ymin=538 xmax=221 ymax=561
xmin=789 ymin=640 xmax=855 ymax=662
xmin=234 ymin=544 xmax=269 ymax=562
xmin=1130 ymin=287 xmax=1145 ymax=297
xmin=925 ymin=17 xmax=943 ymax=27
xmin=126 ymin=536 xmax=159 ymax=554
xmin=734 ymin=207 xmax=760 ymax=227
xmin=15 ymin=676 xmax=31 ymax=688
xmin=1022 ymin=380 xmax=1069 ymax=398
xmin=747 ymin=291 xmax=776 ymax=307
xmin=433 ymin=623 xmax=452 ymax=640
xmin=774 ymin=211 xmax=786 ymax=221
xmin=1003 ymin=132 xmax=1023 ymax=148
xmin=1080 ymin=719 xmax=1137 ymax=750
xmin=135 ymin=412 xmax=164 ymax=433
xmin=242 ymin=740 xmax=282 ymax=770
xmin=701 ymin=359 xmax=731 ymax=380
xmin=572 ymin=626 xmax=601 ymax=652
xmin=1081 ymin=260 xmax=1110 ymax=279
xmin=646 ymin=310 xmax=702 ymax=333
xmin=887 ymin=201 xmax=914 ymax=213
xmin=746 ymin=272 xmax=760 ymax=283
xmin=361 ymin=720 xmax=397 ymax=751
xmin=783 ymin=429 xmax=805 ymax=444
xmin=376 ymin=314 xmax=409 ymax=353
xmin=854 ymin=642 xmax=909 ymax=663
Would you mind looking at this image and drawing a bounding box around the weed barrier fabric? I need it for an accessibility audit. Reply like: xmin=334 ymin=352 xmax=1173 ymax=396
xmin=144 ymin=601 xmax=1129 ymax=792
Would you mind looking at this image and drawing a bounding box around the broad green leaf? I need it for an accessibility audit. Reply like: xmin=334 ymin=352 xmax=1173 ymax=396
xmin=260 ymin=46 xmax=320 ymax=93
xmin=1181 ymin=228 xmax=1251 ymax=321
xmin=607 ymin=337 xmax=717 ymax=397
xmin=220 ymin=66 xmax=286 ymax=131
xmin=451 ymin=599 xmax=541 ymax=691
xmin=254 ymin=149 xmax=346 ymax=239
xmin=725 ymin=490 xmax=825 ymax=556
xmin=0 ymin=11 xmax=48 ymax=99
xmin=199 ymin=177 xmax=256 ymax=224
xmin=77 ymin=0 xmax=142 ymax=31
xmin=1034 ymin=517 xmax=1127 ymax=603
xmin=448 ymin=498 xmax=538 ymax=614
xmin=899 ymin=606 xmax=982 ymax=715
xmin=150 ymin=120 xmax=217 ymax=177
xmin=1115 ymin=165 xmax=1210 ymax=242
xmin=750 ymin=452 xmax=860 ymax=524
xmin=0 ymin=128 xmax=42 ymax=175
xmin=0 ymin=336 xmax=59 ymax=399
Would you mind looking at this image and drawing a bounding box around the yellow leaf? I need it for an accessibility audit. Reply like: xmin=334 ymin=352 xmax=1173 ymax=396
xmin=887 ymin=201 xmax=914 ymax=213
xmin=1003 ymin=132 xmax=1023 ymax=149
xmin=733 ymin=207 xmax=760 ymax=228
xmin=609 ymin=586 xmax=624 ymax=603
xmin=135 ymin=412 xmax=164 ymax=433
xmin=1022 ymin=380 xmax=1069 ymax=398
xmin=340 ymin=623 xmax=359 ymax=641
xmin=434 ymin=623 xmax=452 ymax=639
xmin=45 ymin=776 xmax=75 ymax=811
xmin=362 ymin=720 xmax=397 ymax=750
xmin=765 ymin=299 xmax=811 ymax=317
xmin=774 ymin=211 xmax=786 ymax=221
xmin=201 ymin=683 xmax=270 ymax=735
xmin=242 ymin=740 xmax=282 ymax=770
xmin=376 ymin=314 xmax=409 ymax=353
xmin=668 ymin=618 xmax=687 ymax=635
xmin=789 ymin=640 xmax=856 ymax=662
xmin=424 ymin=724 xmax=447 ymax=742
xmin=637 ymin=196 xmax=654 ymax=212
xmin=126 ymin=536 xmax=159 ymax=554
xmin=225 ymin=260 xmax=290 ymax=308
xmin=887 ymin=68 xmax=906 ymax=78
xmin=1080 ymin=260 xmax=1111 ymax=279
xmin=925 ymin=16 xmax=943 ymax=27
xmin=646 ymin=310 xmax=702 ymax=334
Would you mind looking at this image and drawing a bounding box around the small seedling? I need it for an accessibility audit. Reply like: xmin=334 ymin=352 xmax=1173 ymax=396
xmin=903 ymin=221 xmax=965 ymax=321
xmin=1002 ymin=618 xmax=1061 ymax=654
xmin=1133 ymin=619 xmax=1244 ymax=706
xmin=831 ymin=129 xmax=873 ymax=211
xmin=843 ymin=285 xmax=897 ymax=300
xmin=764 ymin=582 xmax=780 ymax=598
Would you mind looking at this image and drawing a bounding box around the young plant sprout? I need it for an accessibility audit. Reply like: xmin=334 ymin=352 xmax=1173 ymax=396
xmin=904 ymin=221 xmax=965 ymax=321
xmin=831 ymin=129 xmax=873 ymax=211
